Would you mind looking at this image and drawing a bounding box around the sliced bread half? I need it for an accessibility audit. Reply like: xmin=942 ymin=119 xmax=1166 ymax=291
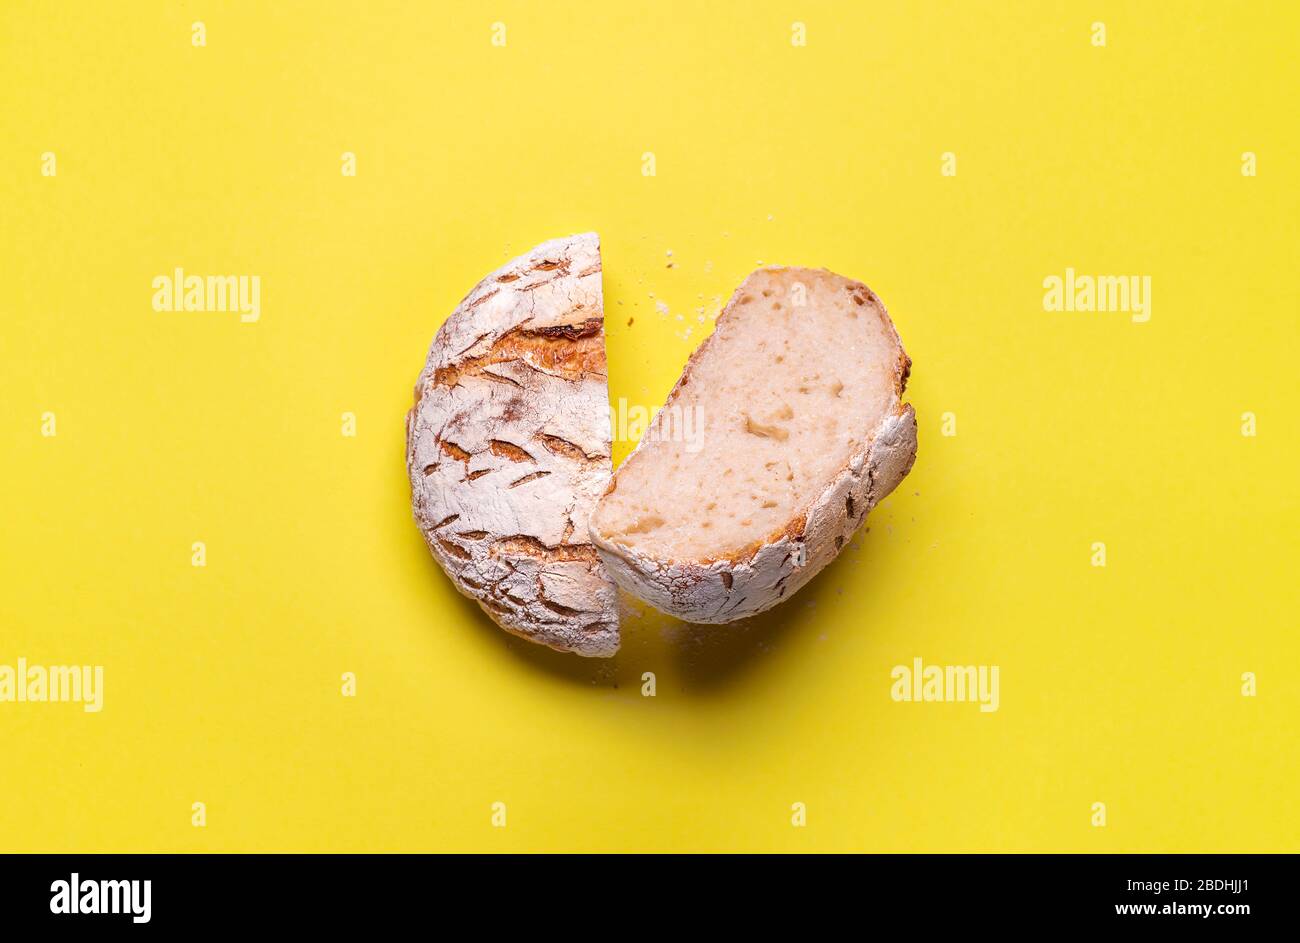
xmin=406 ymin=233 xmax=620 ymax=656
xmin=589 ymin=266 xmax=916 ymax=623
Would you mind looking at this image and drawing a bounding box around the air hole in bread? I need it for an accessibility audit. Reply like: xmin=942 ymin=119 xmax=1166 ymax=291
xmin=621 ymin=514 xmax=665 ymax=535
xmin=744 ymin=414 xmax=789 ymax=441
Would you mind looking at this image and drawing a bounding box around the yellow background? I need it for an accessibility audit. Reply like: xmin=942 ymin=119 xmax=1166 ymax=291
xmin=2 ymin=1 xmax=1297 ymax=852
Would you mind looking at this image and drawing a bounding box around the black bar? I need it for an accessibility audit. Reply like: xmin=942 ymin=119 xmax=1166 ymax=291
xmin=0 ymin=853 xmax=1281 ymax=930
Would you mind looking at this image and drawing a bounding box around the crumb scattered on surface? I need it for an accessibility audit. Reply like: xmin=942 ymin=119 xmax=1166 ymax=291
xmin=627 ymin=317 xmax=634 ymax=326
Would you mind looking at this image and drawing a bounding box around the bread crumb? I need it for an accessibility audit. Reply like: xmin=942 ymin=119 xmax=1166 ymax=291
xmin=627 ymin=317 xmax=634 ymax=327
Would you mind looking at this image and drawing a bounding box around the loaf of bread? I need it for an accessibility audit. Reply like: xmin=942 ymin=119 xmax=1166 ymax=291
xmin=589 ymin=267 xmax=916 ymax=623
xmin=406 ymin=233 xmax=621 ymax=656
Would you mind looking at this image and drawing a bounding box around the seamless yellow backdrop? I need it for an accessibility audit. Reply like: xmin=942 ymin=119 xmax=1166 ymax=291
xmin=2 ymin=1 xmax=1297 ymax=852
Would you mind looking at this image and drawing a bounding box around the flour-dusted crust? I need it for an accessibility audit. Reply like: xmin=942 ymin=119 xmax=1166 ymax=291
xmin=590 ymin=268 xmax=917 ymax=624
xmin=406 ymin=233 xmax=620 ymax=656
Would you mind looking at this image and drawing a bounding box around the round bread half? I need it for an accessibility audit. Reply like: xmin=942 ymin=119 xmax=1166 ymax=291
xmin=589 ymin=266 xmax=916 ymax=624
xmin=406 ymin=233 xmax=621 ymax=656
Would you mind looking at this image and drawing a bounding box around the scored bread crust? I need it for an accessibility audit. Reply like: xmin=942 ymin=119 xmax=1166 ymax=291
xmin=589 ymin=267 xmax=917 ymax=624
xmin=406 ymin=233 xmax=620 ymax=656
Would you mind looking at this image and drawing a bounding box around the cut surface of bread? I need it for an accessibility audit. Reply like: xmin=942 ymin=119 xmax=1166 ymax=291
xmin=590 ymin=266 xmax=915 ymax=623
xmin=406 ymin=233 xmax=620 ymax=656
